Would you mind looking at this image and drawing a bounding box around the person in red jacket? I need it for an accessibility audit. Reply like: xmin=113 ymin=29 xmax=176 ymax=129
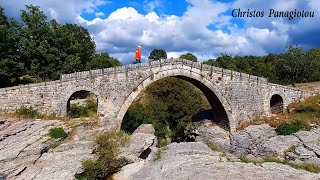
xmin=135 ymin=45 xmax=141 ymax=63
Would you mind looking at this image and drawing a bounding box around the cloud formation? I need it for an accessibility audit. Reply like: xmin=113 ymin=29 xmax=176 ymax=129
xmin=0 ymin=0 xmax=319 ymax=63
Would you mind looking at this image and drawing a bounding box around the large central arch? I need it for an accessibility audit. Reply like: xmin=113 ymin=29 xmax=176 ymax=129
xmin=116 ymin=68 xmax=236 ymax=131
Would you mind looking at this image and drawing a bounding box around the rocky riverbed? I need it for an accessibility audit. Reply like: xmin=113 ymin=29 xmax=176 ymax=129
xmin=0 ymin=118 xmax=320 ymax=180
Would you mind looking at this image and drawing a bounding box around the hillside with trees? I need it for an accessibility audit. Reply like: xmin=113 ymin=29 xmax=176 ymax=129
xmin=204 ymin=46 xmax=320 ymax=85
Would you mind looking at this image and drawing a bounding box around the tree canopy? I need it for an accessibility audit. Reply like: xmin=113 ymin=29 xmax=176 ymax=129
xmin=0 ymin=5 xmax=121 ymax=88
xmin=148 ymin=49 xmax=167 ymax=60
xmin=203 ymin=46 xmax=320 ymax=85
xmin=180 ymin=53 xmax=197 ymax=62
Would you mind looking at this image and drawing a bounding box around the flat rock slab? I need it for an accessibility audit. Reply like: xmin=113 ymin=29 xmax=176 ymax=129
xmin=120 ymin=142 xmax=320 ymax=180
xmin=0 ymin=119 xmax=95 ymax=180
xmin=262 ymin=135 xmax=301 ymax=156
xmin=295 ymin=128 xmax=320 ymax=156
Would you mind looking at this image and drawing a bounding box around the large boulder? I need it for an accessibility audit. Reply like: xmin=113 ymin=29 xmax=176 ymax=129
xmin=186 ymin=120 xmax=230 ymax=149
xmin=120 ymin=124 xmax=156 ymax=162
xmin=133 ymin=124 xmax=155 ymax=134
xmin=229 ymin=124 xmax=277 ymax=156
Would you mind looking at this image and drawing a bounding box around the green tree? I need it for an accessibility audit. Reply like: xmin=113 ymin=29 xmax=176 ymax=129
xmin=122 ymin=77 xmax=210 ymax=143
xmin=0 ymin=6 xmax=23 ymax=87
xmin=148 ymin=49 xmax=167 ymax=60
xmin=19 ymin=5 xmax=55 ymax=80
xmin=18 ymin=5 xmax=96 ymax=80
xmin=0 ymin=5 xmax=120 ymax=88
xmin=180 ymin=53 xmax=197 ymax=62
xmin=55 ymin=23 xmax=95 ymax=75
xmin=87 ymin=52 xmax=121 ymax=70
xmin=274 ymin=46 xmax=314 ymax=84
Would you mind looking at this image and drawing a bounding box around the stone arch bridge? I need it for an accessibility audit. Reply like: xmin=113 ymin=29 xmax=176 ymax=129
xmin=0 ymin=59 xmax=313 ymax=131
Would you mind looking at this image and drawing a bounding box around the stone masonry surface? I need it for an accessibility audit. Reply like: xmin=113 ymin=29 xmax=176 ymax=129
xmin=0 ymin=58 xmax=314 ymax=131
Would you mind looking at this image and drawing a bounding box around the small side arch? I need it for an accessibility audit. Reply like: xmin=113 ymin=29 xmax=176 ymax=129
xmin=264 ymin=90 xmax=289 ymax=115
xmin=60 ymin=86 xmax=104 ymax=117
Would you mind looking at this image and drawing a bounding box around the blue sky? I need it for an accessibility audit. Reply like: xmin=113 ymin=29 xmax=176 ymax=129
xmin=0 ymin=0 xmax=320 ymax=64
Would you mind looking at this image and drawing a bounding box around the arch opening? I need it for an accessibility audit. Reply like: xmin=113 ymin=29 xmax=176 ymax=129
xmin=67 ymin=90 xmax=98 ymax=119
xmin=270 ymin=94 xmax=284 ymax=114
xmin=120 ymin=76 xmax=230 ymax=145
xmin=174 ymin=76 xmax=230 ymax=129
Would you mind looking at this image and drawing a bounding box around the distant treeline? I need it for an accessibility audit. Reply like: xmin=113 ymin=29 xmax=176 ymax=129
xmin=0 ymin=5 xmax=120 ymax=88
xmin=204 ymin=46 xmax=320 ymax=85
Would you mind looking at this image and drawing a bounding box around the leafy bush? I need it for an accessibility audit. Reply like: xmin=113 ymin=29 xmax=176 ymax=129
xmin=49 ymin=127 xmax=68 ymax=139
xmin=69 ymin=104 xmax=89 ymax=118
xmin=275 ymin=121 xmax=311 ymax=135
xmin=69 ymin=94 xmax=98 ymax=118
xmin=76 ymin=130 xmax=129 ymax=180
xmin=16 ymin=106 xmax=40 ymax=118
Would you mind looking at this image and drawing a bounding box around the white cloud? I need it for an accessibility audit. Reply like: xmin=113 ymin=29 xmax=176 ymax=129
xmin=95 ymin=12 xmax=105 ymax=17
xmin=77 ymin=0 xmax=272 ymax=62
xmin=0 ymin=0 xmax=109 ymax=23
xmin=143 ymin=0 xmax=162 ymax=12
xmin=1 ymin=0 xmax=319 ymax=63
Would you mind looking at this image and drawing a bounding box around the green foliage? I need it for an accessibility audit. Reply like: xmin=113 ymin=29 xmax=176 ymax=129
xmin=153 ymin=146 xmax=168 ymax=161
xmin=207 ymin=141 xmax=224 ymax=152
xmin=0 ymin=5 xmax=120 ymax=88
xmin=180 ymin=53 xmax=197 ymax=62
xmin=203 ymin=46 xmax=320 ymax=85
xmin=87 ymin=53 xmax=121 ymax=70
xmin=48 ymin=127 xmax=67 ymax=139
xmin=158 ymin=138 xmax=169 ymax=148
xmin=148 ymin=49 xmax=167 ymax=60
xmin=69 ymin=104 xmax=89 ymax=118
xmin=122 ymin=77 xmax=210 ymax=143
xmin=76 ymin=130 xmax=129 ymax=180
xmin=239 ymin=155 xmax=255 ymax=164
xmin=275 ymin=121 xmax=311 ymax=135
xmin=294 ymin=95 xmax=320 ymax=115
xmin=69 ymin=94 xmax=97 ymax=118
xmin=16 ymin=106 xmax=40 ymax=118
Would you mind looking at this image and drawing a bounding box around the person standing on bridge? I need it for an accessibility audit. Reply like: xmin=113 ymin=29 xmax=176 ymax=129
xmin=135 ymin=45 xmax=142 ymax=63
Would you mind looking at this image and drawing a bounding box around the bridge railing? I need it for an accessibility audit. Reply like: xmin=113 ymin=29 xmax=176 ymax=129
xmin=60 ymin=58 xmax=269 ymax=84
xmin=0 ymin=58 xmax=312 ymax=96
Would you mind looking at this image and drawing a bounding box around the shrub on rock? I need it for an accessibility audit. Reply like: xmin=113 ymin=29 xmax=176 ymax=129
xmin=275 ymin=121 xmax=311 ymax=135
xmin=49 ymin=127 xmax=68 ymax=139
